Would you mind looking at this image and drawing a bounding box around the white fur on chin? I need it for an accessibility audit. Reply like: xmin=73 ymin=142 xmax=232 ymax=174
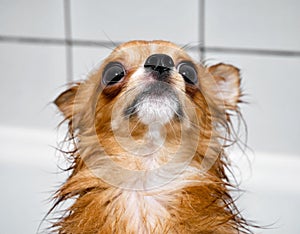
xmin=136 ymin=96 xmax=178 ymax=125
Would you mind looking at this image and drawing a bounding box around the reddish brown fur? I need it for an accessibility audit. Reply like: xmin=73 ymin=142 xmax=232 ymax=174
xmin=50 ymin=40 xmax=252 ymax=233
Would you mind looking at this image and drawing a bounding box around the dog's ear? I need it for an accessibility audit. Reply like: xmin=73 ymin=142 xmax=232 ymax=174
xmin=54 ymin=85 xmax=79 ymax=119
xmin=208 ymin=63 xmax=241 ymax=109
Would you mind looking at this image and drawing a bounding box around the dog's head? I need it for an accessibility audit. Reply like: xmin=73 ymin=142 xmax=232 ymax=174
xmin=54 ymin=40 xmax=241 ymax=189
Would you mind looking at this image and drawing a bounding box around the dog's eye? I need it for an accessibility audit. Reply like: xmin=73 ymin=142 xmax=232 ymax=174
xmin=102 ymin=62 xmax=125 ymax=86
xmin=177 ymin=61 xmax=198 ymax=85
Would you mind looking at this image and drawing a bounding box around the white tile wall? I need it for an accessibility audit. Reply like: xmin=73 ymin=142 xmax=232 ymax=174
xmin=205 ymin=52 xmax=300 ymax=155
xmin=0 ymin=0 xmax=64 ymax=38
xmin=72 ymin=46 xmax=112 ymax=81
xmin=235 ymin=153 xmax=300 ymax=234
xmin=206 ymin=0 xmax=300 ymax=51
xmin=0 ymin=126 xmax=66 ymax=234
xmin=0 ymin=164 xmax=55 ymax=233
xmin=71 ymin=0 xmax=200 ymax=44
xmin=0 ymin=43 xmax=66 ymax=129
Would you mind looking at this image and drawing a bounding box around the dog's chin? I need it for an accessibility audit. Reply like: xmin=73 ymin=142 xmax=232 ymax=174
xmin=125 ymin=82 xmax=182 ymax=125
xmin=136 ymin=96 xmax=178 ymax=125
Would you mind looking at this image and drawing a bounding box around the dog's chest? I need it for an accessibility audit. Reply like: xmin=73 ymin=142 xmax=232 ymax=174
xmin=108 ymin=190 xmax=171 ymax=233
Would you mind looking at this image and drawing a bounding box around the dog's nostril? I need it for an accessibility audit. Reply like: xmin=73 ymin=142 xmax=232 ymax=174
xmin=144 ymin=54 xmax=175 ymax=74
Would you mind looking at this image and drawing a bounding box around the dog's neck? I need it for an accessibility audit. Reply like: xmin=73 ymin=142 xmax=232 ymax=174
xmin=52 ymin=144 xmax=242 ymax=234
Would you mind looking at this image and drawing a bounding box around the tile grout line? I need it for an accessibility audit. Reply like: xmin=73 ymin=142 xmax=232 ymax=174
xmin=63 ymin=0 xmax=73 ymax=82
xmin=199 ymin=0 xmax=206 ymax=62
xmin=1 ymin=35 xmax=300 ymax=58
xmin=204 ymin=46 xmax=300 ymax=57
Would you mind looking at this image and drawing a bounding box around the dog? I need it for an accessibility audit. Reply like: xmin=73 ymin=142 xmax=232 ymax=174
xmin=50 ymin=40 xmax=252 ymax=233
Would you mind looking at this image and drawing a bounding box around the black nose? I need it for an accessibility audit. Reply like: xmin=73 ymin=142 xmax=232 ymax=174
xmin=144 ymin=54 xmax=175 ymax=74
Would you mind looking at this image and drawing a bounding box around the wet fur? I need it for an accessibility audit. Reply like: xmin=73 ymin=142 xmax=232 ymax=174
xmin=49 ymin=40 xmax=253 ymax=233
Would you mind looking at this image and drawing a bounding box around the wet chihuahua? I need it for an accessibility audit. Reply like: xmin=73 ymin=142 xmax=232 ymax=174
xmin=50 ymin=40 xmax=252 ymax=233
